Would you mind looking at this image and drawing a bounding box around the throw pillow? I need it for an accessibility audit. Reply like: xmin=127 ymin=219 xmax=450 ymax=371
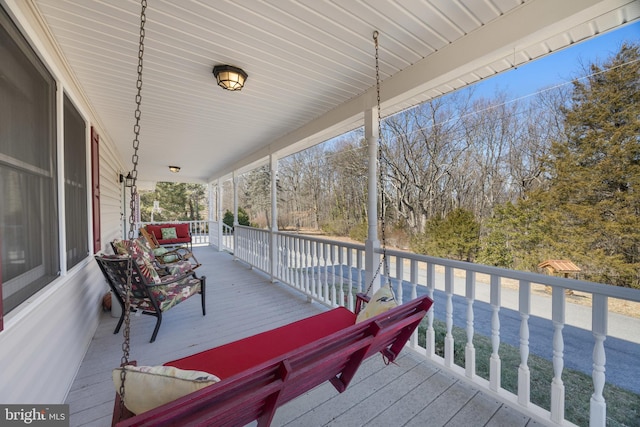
xmin=356 ymin=284 xmax=398 ymax=323
xmin=113 ymin=365 xmax=220 ymax=415
xmin=153 ymin=247 xmax=179 ymax=263
xmin=161 ymin=227 xmax=177 ymax=240
xmin=135 ymin=237 xmax=154 ymax=255
xmin=112 ymin=239 xmax=132 ymax=256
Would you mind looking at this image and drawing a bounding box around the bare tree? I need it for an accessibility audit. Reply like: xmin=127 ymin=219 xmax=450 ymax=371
xmin=382 ymin=91 xmax=474 ymax=234
xmin=326 ymin=134 xmax=368 ymax=234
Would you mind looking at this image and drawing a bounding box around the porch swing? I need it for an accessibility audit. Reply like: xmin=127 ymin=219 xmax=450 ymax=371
xmin=111 ymin=2 xmax=433 ymax=426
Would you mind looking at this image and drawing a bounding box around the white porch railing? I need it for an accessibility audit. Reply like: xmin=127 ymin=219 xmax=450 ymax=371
xmin=232 ymin=225 xmax=640 ymax=427
xmin=205 ymin=221 xmax=234 ymax=252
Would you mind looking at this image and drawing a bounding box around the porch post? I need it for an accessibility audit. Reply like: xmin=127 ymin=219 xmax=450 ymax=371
xmin=364 ymin=108 xmax=380 ymax=294
xmin=217 ymin=179 xmax=223 ymax=251
xmin=233 ymin=172 xmax=239 ymax=260
xmin=270 ymin=154 xmax=278 ymax=282
xmin=207 ymin=182 xmax=213 ymax=247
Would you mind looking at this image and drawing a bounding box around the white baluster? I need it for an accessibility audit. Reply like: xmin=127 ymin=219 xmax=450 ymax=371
xmin=518 ymin=280 xmax=531 ymax=407
xmin=315 ymin=241 xmax=322 ymax=298
xmin=303 ymin=239 xmax=310 ymax=296
xmin=255 ymin=230 xmax=259 ymax=267
xmin=346 ymin=248 xmax=353 ymax=295
xmin=356 ymin=249 xmax=363 ymax=294
xmin=444 ymin=266 xmax=454 ymax=367
xmin=249 ymin=229 xmax=255 ymax=265
xmin=288 ymin=236 xmax=293 ymax=287
xmin=293 ymin=238 xmax=305 ymax=292
xmin=396 ymin=255 xmax=403 ymax=304
xmin=300 ymin=238 xmax=306 ymax=292
xmin=550 ymin=285 xmax=565 ymax=422
xmin=330 ymin=245 xmax=338 ymax=306
xmin=590 ymin=294 xmax=608 ymax=427
xmin=426 ymin=263 xmax=435 ymax=357
xmin=333 ymin=247 xmax=342 ymax=306
xmin=490 ymin=275 xmax=501 ymax=392
xmin=276 ymin=234 xmax=282 ymax=279
xmin=274 ymin=234 xmax=280 ymax=278
xmin=465 ymin=272 xmax=476 ymax=379
xmin=285 ymin=235 xmax=291 ymax=284
xmin=253 ymin=229 xmax=258 ymax=267
xmin=311 ymin=240 xmax=318 ymax=297
xmin=283 ymin=235 xmax=288 ymax=283
xmin=410 ymin=260 xmax=418 ymax=348
xmin=322 ymin=243 xmax=329 ymax=303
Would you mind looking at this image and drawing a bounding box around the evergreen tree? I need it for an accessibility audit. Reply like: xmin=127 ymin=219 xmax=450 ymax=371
xmin=479 ymin=200 xmax=551 ymax=271
xmin=541 ymin=42 xmax=640 ymax=287
xmin=223 ymin=207 xmax=250 ymax=229
xmin=139 ymin=182 xmax=207 ymax=222
xmin=412 ymin=208 xmax=480 ymax=261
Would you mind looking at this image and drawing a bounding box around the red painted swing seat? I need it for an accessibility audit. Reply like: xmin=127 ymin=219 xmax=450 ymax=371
xmin=113 ymin=294 xmax=433 ymax=426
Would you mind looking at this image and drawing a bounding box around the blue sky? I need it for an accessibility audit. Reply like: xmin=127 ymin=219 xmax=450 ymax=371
xmin=470 ymin=21 xmax=640 ymax=100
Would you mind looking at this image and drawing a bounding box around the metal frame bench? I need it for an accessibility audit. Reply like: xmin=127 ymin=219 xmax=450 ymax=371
xmin=96 ymin=255 xmax=206 ymax=343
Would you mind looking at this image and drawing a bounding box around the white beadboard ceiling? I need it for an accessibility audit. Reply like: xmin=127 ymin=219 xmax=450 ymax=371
xmin=30 ymin=0 xmax=640 ymax=184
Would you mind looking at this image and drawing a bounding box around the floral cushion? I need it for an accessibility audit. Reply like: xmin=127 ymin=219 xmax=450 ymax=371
xmin=125 ymin=275 xmax=200 ymax=313
xmin=149 ymin=276 xmax=201 ymax=311
xmin=135 ymin=256 xmax=162 ymax=284
xmin=113 ymin=365 xmax=219 ymax=414
xmin=134 ymin=237 xmax=156 ymax=262
xmin=114 ymin=238 xmax=195 ymax=280
xmin=113 ymin=238 xmax=152 ymax=260
xmin=165 ymin=262 xmax=192 ymax=276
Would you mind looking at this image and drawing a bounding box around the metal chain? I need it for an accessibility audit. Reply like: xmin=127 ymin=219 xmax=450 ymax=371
xmin=119 ymin=0 xmax=146 ymax=416
xmin=374 ymin=31 xmax=391 ymax=288
xmin=364 ymin=31 xmax=390 ymax=295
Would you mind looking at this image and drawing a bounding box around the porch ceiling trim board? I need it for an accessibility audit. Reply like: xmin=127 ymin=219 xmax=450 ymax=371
xmin=213 ymin=0 xmax=640 ymax=182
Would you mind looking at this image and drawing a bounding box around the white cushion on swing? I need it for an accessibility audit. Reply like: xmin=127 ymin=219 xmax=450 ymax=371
xmin=356 ymin=284 xmax=398 ymax=323
xmin=113 ymin=365 xmax=220 ymax=415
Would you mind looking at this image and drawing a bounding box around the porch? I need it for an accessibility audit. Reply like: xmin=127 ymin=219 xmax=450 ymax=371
xmin=70 ymin=228 xmax=640 ymax=426
xmin=69 ymin=246 xmax=539 ymax=427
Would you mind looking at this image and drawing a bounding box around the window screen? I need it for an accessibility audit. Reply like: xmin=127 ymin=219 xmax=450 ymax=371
xmin=1 ymin=6 xmax=59 ymax=316
xmin=64 ymin=94 xmax=88 ymax=269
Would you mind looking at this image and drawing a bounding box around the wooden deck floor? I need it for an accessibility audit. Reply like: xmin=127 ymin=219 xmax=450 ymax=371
xmin=67 ymin=247 xmax=541 ymax=427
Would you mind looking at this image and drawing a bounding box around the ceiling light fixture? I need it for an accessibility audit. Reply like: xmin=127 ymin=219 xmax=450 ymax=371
xmin=169 ymin=166 xmax=181 ymax=173
xmin=212 ymin=65 xmax=248 ymax=91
